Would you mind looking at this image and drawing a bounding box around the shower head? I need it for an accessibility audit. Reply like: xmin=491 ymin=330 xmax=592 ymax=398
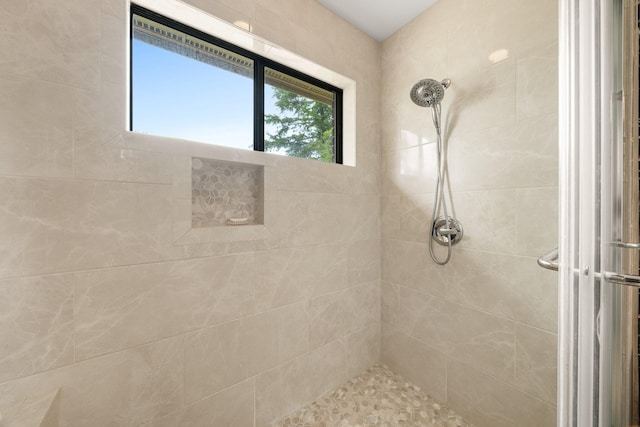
xmin=410 ymin=78 xmax=451 ymax=107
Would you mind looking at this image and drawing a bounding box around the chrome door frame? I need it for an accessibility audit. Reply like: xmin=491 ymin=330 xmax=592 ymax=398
xmin=558 ymin=0 xmax=636 ymax=425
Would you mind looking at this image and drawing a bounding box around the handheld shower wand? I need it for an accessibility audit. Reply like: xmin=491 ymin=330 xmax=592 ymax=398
xmin=409 ymin=78 xmax=462 ymax=265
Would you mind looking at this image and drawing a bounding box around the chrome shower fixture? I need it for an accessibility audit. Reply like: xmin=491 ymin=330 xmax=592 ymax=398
xmin=409 ymin=78 xmax=451 ymax=107
xmin=410 ymin=77 xmax=461 ymax=265
xmin=431 ymin=216 xmax=464 ymax=246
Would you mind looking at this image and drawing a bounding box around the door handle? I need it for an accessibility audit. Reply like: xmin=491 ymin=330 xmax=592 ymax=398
xmin=608 ymin=241 xmax=640 ymax=249
xmin=537 ymin=248 xmax=559 ymax=271
xmin=602 ymin=271 xmax=640 ymax=287
xmin=537 ymin=247 xmax=640 ymax=288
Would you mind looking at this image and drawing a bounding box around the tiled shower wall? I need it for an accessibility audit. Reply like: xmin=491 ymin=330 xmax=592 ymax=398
xmin=380 ymin=0 xmax=559 ymax=426
xmin=0 ymin=0 xmax=562 ymax=425
xmin=0 ymin=0 xmax=380 ymax=425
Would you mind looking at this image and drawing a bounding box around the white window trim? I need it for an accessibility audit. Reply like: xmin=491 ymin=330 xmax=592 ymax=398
xmin=127 ymin=0 xmax=357 ymax=166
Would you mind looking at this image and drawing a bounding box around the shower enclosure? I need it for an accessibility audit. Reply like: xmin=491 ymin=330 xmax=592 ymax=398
xmin=551 ymin=0 xmax=640 ymax=424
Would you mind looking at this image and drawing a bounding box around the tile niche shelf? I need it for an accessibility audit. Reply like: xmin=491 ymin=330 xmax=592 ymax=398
xmin=191 ymin=157 xmax=264 ymax=228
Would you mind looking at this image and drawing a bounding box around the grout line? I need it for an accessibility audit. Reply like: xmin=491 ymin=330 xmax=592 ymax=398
xmin=380 ymin=185 xmax=559 ymax=196
xmin=514 ymin=190 xmax=520 ymax=255
xmin=72 ymin=281 xmax=77 ymax=364
xmin=0 ymin=238 xmax=383 ymax=282
xmin=513 ymin=322 xmax=518 ymax=384
xmin=70 ymin=279 xmax=379 ymax=368
xmin=253 ymin=376 xmax=257 ymax=427
xmin=444 ymin=355 xmax=449 ymax=404
xmin=382 ymin=281 xmax=558 ymax=335
xmin=182 ymin=334 xmax=187 ymax=410
xmin=380 ymin=237 xmax=551 ymax=260
xmin=0 ymin=171 xmax=174 ymax=187
xmin=446 ymin=352 xmax=558 ymax=408
xmin=387 ymin=325 xmax=558 ymax=409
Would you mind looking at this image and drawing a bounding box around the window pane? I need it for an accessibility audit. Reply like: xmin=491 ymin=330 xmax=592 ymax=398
xmin=264 ymin=67 xmax=336 ymax=162
xmin=132 ymin=14 xmax=254 ymax=150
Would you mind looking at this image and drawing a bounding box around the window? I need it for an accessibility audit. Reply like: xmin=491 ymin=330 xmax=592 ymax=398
xmin=130 ymin=5 xmax=343 ymax=163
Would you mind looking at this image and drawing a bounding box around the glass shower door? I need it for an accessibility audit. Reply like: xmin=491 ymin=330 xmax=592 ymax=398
xmin=556 ymin=0 xmax=639 ymax=425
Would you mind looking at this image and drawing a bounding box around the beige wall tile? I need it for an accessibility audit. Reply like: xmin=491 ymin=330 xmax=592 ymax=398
xmin=382 ymin=238 xmax=446 ymax=297
xmin=185 ymin=0 xmax=254 ymax=28
xmin=0 ymin=0 xmax=101 ymax=91
xmin=292 ymin=28 xmax=336 ymax=71
xmin=447 ymin=249 xmax=558 ymax=332
xmin=454 ymin=189 xmax=516 ymax=253
xmin=253 ymin=366 xmax=286 ymax=427
xmin=346 ymin=324 xmax=380 ymax=378
xmin=184 ymin=301 xmax=309 ymax=404
xmin=291 ymin=0 xmax=341 ymax=52
xmin=250 ymin=4 xmax=298 ymax=54
xmin=102 ymin=0 xmax=126 ymax=18
xmin=268 ymin=192 xmax=350 ymax=247
xmin=379 ymin=93 xmax=441 ymax=153
xmin=448 ymin=359 xmax=557 ymax=427
xmin=275 ymin=156 xmax=351 ymax=194
xmin=447 ymin=56 xmax=516 ymax=98
xmin=0 ymin=276 xmax=73 ymax=383
xmin=517 ymin=44 xmax=559 ymax=120
xmin=74 ymin=254 xmax=256 ymax=360
xmin=277 ymin=302 xmax=311 ymax=363
xmin=382 ymin=282 xmax=515 ymax=381
xmin=382 ymin=144 xmax=439 ymax=195
xmin=0 ymin=178 xmax=175 ymax=278
xmin=150 ymin=379 xmax=254 ymax=427
xmin=381 ymin=322 xmax=447 ymax=402
xmin=99 ymin=80 xmax=128 ymax=143
xmin=447 ymin=82 xmax=517 ymax=136
xmin=334 ymin=28 xmax=380 ymax=90
xmin=255 ymin=340 xmax=347 ymax=427
xmin=172 ymin=156 xmax=192 ymax=199
xmin=0 ymin=73 xmax=74 ymax=178
xmin=447 ymin=115 xmax=558 ymax=192
xmin=40 ymin=389 xmax=60 ymax=427
xmin=268 ymin=193 xmax=379 ymax=247
xmin=348 ymin=240 xmax=381 ymax=285
xmin=0 ymin=337 xmax=184 ymax=427
xmin=348 ymin=151 xmax=381 ymax=195
xmin=516 ymin=186 xmax=559 ymax=257
xmin=379 ymin=96 xmax=426 ymax=154
xmin=446 ymin=0 xmax=557 ymax=75
xmin=243 ymin=302 xmax=309 ymax=377
xmin=381 ymin=193 xmax=432 ymax=243
xmin=74 ymin=129 xmax=174 ymax=183
xmin=309 ymin=283 xmax=379 ymax=350
xmin=0 ymin=387 xmax=61 ymax=427
xmin=179 ymin=239 xmax=263 ymax=259
xmin=255 ymin=243 xmax=347 ymax=311
xmin=345 ymin=194 xmax=381 ymax=242
xmin=184 ymin=320 xmax=246 ymax=404
xmin=100 ymin=11 xmax=127 ymax=87
xmin=516 ymin=325 xmax=558 ymax=405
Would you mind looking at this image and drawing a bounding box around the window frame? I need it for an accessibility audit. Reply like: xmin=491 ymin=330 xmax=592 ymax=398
xmin=130 ymin=4 xmax=344 ymax=164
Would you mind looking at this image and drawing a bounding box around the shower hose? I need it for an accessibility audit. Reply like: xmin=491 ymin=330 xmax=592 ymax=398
xmin=429 ymin=103 xmax=453 ymax=265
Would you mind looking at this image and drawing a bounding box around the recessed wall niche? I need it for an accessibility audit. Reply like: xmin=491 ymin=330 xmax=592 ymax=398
xmin=191 ymin=157 xmax=264 ymax=227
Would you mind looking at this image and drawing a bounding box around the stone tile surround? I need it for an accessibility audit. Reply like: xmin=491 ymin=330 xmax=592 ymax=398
xmin=191 ymin=157 xmax=262 ymax=227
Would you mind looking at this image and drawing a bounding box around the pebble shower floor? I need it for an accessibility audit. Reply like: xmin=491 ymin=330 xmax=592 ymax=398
xmin=273 ymin=364 xmax=474 ymax=427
